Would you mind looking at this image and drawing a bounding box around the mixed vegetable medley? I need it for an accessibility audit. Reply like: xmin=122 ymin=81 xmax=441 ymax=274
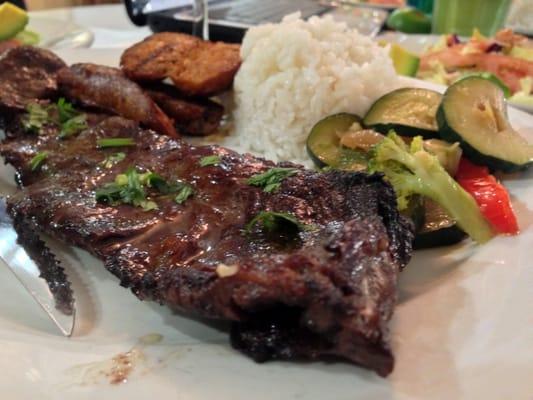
xmin=419 ymin=29 xmax=533 ymax=109
xmin=306 ymin=76 xmax=532 ymax=248
xmin=385 ymin=29 xmax=533 ymax=110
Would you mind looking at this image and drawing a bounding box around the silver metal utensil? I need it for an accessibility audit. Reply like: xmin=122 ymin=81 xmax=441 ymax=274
xmin=0 ymin=198 xmax=75 ymax=336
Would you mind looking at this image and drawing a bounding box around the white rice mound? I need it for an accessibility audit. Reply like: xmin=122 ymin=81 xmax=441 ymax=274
xmin=225 ymin=13 xmax=400 ymax=166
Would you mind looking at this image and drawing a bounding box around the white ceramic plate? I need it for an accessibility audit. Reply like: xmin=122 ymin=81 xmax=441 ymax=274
xmin=377 ymin=32 xmax=533 ymax=114
xmin=377 ymin=32 xmax=443 ymax=53
xmin=27 ymin=16 xmax=94 ymax=50
xmin=0 ymin=50 xmax=532 ymax=400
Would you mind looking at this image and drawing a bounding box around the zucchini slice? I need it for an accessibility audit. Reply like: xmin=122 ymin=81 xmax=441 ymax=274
xmin=414 ymin=199 xmax=467 ymax=249
xmin=401 ymin=195 xmax=425 ymax=232
xmin=437 ymin=77 xmax=533 ymax=172
xmin=306 ymin=113 xmax=369 ymax=171
xmin=363 ymin=88 xmax=442 ymax=138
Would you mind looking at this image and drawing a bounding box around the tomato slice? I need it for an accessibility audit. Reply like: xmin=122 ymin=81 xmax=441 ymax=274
xmin=456 ymin=159 xmax=519 ymax=235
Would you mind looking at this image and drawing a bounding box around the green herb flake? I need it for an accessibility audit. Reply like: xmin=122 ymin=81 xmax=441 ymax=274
xmin=23 ymin=103 xmax=50 ymax=133
xmin=22 ymin=99 xmax=87 ymax=136
xmin=94 ymin=183 xmax=122 ymax=204
xmin=200 ymin=155 xmax=221 ymax=167
xmin=59 ymin=114 xmax=88 ymax=139
xmin=100 ymin=152 xmax=126 ymax=169
xmin=139 ymin=200 xmax=158 ymax=212
xmin=120 ymin=168 xmax=148 ymax=207
xmin=142 ymin=173 xmax=175 ymax=194
xmin=97 ymin=138 xmax=136 ymax=149
xmin=29 ymin=152 xmax=48 ymax=172
xmin=175 ymin=185 xmax=194 ymax=205
xmin=141 ymin=173 xmax=194 ymax=203
xmin=245 ymin=211 xmax=314 ymax=234
xmin=247 ymin=168 xmax=298 ymax=193
xmin=57 ymin=98 xmax=78 ymax=123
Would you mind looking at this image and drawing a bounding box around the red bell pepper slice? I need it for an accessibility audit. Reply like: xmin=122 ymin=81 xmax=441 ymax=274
xmin=456 ymin=159 xmax=519 ymax=235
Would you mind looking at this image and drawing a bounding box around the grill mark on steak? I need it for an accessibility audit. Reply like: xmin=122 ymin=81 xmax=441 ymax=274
xmin=143 ymin=83 xmax=224 ymax=137
xmin=120 ymin=32 xmax=241 ymax=97
xmin=57 ymin=63 xmax=179 ymax=138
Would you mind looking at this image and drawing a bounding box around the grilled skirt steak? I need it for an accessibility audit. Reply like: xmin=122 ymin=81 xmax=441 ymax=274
xmin=0 ymin=48 xmax=414 ymax=377
xmin=0 ymin=46 xmax=66 ymax=111
xmin=143 ymin=83 xmax=224 ymax=137
xmin=57 ymin=63 xmax=179 ymax=138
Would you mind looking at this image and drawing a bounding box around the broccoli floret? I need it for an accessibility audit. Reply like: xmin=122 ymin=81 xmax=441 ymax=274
xmin=369 ymin=132 xmax=494 ymax=243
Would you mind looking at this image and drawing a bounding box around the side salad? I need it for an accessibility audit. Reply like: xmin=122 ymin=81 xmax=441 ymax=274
xmin=418 ymin=29 xmax=533 ymax=109
xmin=306 ymin=76 xmax=532 ymax=248
xmin=0 ymin=2 xmax=39 ymax=47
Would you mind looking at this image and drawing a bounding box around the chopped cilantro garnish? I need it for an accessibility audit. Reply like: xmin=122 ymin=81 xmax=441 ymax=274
xmin=96 ymin=138 xmax=136 ymax=148
xmin=245 ymin=211 xmax=314 ymax=234
xmin=22 ymin=98 xmax=88 ymax=138
xmin=140 ymin=172 xmax=177 ymax=194
xmin=175 ymin=185 xmax=194 ymax=204
xmin=59 ymin=114 xmax=88 ymax=139
xmin=29 ymin=152 xmax=48 ymax=172
xmin=142 ymin=172 xmax=194 ymax=204
xmin=95 ymin=167 xmax=156 ymax=211
xmin=57 ymin=98 xmax=78 ymax=123
xmin=23 ymin=103 xmax=50 ymax=133
xmin=100 ymin=152 xmax=126 ymax=169
xmin=200 ymin=155 xmax=221 ymax=167
xmin=247 ymin=167 xmax=298 ymax=193
xmin=95 ymin=167 xmax=194 ymax=211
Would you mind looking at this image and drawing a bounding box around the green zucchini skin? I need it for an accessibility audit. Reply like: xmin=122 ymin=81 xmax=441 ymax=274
xmin=437 ymin=77 xmax=532 ymax=173
xmin=401 ymin=195 xmax=425 ymax=232
xmin=437 ymin=105 xmax=531 ymax=173
xmin=363 ymin=88 xmax=442 ymax=139
xmin=414 ymin=225 xmax=467 ymax=249
xmin=413 ymin=199 xmax=467 ymax=249
xmin=306 ymin=113 xmax=365 ymax=170
xmin=368 ymin=123 xmax=439 ymax=139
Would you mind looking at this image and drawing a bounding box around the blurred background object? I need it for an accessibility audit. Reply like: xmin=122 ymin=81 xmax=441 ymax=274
xmin=432 ymin=0 xmax=512 ymax=36
xmin=507 ymin=0 xmax=533 ymax=36
xmin=131 ymin=0 xmax=388 ymax=42
xmin=386 ymin=7 xmax=431 ymax=33
xmin=0 ymin=0 xmax=26 ymax=8
xmin=25 ymin=0 xmax=119 ymax=11
xmin=407 ymin=0 xmax=433 ymax=14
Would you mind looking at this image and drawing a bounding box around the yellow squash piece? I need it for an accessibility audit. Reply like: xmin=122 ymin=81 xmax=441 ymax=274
xmin=389 ymin=43 xmax=420 ymax=77
xmin=0 ymin=2 xmax=29 ymax=41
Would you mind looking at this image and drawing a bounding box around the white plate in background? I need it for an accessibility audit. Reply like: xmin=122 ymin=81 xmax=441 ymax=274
xmin=27 ymin=16 xmax=94 ymax=50
xmin=0 ymin=50 xmax=532 ymax=400
xmin=377 ymin=32 xmax=442 ymax=53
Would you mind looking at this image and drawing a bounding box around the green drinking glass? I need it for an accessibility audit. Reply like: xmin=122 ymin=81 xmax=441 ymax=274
xmin=432 ymin=0 xmax=512 ymax=37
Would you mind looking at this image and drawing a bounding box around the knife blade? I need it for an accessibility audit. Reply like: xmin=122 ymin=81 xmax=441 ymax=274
xmin=0 ymin=197 xmax=75 ymax=336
